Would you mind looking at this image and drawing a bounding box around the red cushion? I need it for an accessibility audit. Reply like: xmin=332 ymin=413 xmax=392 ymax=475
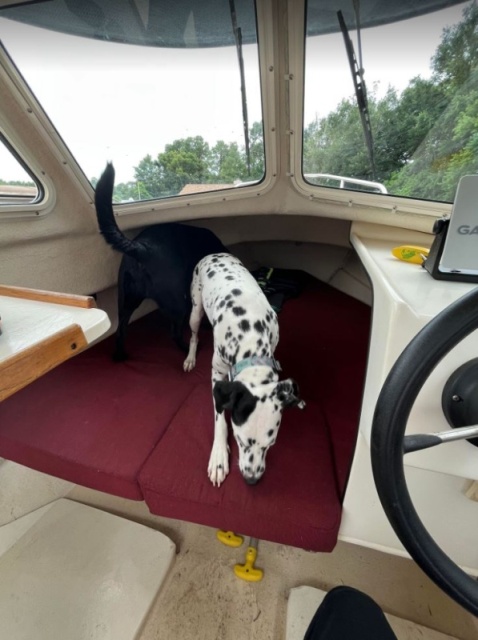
xmin=274 ymin=286 xmax=371 ymax=493
xmin=0 ymin=279 xmax=370 ymax=550
xmin=0 ymin=314 xmax=212 ymax=499
xmin=138 ymin=284 xmax=371 ymax=551
xmin=138 ymin=382 xmax=342 ymax=551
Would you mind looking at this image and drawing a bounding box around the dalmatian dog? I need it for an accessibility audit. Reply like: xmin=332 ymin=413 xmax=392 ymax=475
xmin=183 ymin=253 xmax=305 ymax=487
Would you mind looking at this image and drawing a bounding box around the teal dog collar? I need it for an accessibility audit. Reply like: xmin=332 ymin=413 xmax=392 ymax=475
xmin=229 ymin=356 xmax=282 ymax=381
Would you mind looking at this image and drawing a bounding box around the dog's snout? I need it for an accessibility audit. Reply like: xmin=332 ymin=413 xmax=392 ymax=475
xmin=240 ymin=460 xmax=266 ymax=485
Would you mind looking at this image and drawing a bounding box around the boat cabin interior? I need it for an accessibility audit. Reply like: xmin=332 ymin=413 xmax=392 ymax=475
xmin=0 ymin=1 xmax=478 ymax=638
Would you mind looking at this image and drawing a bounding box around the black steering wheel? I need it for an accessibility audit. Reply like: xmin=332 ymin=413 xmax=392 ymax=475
xmin=371 ymin=285 xmax=478 ymax=616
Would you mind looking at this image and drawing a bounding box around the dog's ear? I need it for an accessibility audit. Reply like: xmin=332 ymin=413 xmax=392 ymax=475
xmin=213 ymin=381 xmax=239 ymax=413
xmin=213 ymin=381 xmax=258 ymax=426
xmin=276 ymin=379 xmax=306 ymax=409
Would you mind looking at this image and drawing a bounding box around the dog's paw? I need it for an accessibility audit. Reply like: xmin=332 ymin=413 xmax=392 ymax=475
xmin=208 ymin=444 xmax=230 ymax=487
xmin=183 ymin=355 xmax=196 ymax=372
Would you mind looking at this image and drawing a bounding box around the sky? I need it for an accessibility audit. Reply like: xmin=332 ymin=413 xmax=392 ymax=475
xmin=0 ymin=2 xmax=470 ymax=184
xmin=0 ymin=22 xmax=263 ymax=183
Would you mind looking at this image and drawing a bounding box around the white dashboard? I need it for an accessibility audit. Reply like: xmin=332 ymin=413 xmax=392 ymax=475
xmin=339 ymin=221 xmax=478 ymax=573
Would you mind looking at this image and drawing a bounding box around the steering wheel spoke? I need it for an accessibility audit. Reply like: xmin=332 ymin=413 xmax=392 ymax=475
xmin=404 ymin=424 xmax=478 ymax=453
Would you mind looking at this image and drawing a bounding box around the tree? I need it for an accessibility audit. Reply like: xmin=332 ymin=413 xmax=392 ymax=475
xmin=247 ymin=121 xmax=265 ymax=181
xmin=303 ymin=89 xmax=401 ymax=185
xmin=134 ymin=155 xmax=163 ymax=199
xmin=158 ymin=136 xmax=211 ymax=195
xmin=126 ymin=123 xmax=265 ymax=199
xmin=385 ymin=78 xmax=448 ymax=164
xmin=210 ymin=141 xmax=247 ymax=183
xmin=432 ymin=2 xmax=478 ymax=90
xmin=388 ymin=2 xmax=478 ymax=201
xmin=389 ymin=78 xmax=478 ymax=201
xmin=0 ymin=179 xmax=35 ymax=186
xmin=304 ymin=2 xmax=478 ymax=202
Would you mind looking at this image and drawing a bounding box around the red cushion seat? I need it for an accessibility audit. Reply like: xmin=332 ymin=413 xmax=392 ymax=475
xmin=0 ymin=313 xmax=212 ymax=499
xmin=138 ymin=382 xmax=342 ymax=551
xmin=0 ymin=279 xmax=370 ymax=550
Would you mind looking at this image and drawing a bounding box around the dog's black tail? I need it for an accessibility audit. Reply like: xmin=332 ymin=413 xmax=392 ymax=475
xmin=94 ymin=162 xmax=146 ymax=261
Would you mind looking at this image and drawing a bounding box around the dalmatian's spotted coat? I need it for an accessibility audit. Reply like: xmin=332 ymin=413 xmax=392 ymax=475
xmin=183 ymin=253 xmax=304 ymax=487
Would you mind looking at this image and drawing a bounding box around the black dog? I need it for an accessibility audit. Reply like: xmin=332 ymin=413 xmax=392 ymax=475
xmin=94 ymin=162 xmax=227 ymax=360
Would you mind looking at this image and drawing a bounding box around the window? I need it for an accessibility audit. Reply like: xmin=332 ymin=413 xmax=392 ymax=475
xmin=0 ymin=0 xmax=264 ymax=203
xmin=0 ymin=134 xmax=40 ymax=205
xmin=304 ymin=1 xmax=477 ymax=204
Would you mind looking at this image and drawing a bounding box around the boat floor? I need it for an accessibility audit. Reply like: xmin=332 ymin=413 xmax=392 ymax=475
xmin=68 ymin=486 xmax=478 ymax=640
xmin=0 ymin=498 xmax=176 ymax=640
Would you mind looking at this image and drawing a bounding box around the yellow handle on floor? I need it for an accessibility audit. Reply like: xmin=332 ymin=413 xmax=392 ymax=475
xmin=234 ymin=543 xmax=264 ymax=582
xmin=216 ymin=530 xmax=244 ymax=547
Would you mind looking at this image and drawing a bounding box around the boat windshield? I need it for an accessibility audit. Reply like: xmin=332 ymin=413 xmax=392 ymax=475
xmin=0 ymin=0 xmax=263 ymax=203
xmin=1 ymin=0 xmax=477 ymax=208
xmin=304 ymin=1 xmax=477 ymax=204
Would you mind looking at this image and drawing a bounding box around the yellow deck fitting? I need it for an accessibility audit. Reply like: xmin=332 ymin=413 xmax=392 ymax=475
xmin=216 ymin=530 xmax=244 ymax=547
xmin=392 ymin=245 xmax=430 ymax=264
xmin=234 ymin=538 xmax=263 ymax=582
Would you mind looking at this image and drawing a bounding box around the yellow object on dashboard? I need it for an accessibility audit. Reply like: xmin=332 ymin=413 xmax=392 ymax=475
xmin=392 ymin=245 xmax=430 ymax=264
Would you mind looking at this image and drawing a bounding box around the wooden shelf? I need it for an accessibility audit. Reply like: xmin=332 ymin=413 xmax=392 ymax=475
xmin=0 ymin=286 xmax=111 ymax=402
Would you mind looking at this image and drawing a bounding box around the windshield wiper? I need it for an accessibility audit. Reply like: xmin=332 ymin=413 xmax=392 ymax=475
xmin=229 ymin=0 xmax=251 ymax=175
xmin=338 ymin=9 xmax=376 ymax=180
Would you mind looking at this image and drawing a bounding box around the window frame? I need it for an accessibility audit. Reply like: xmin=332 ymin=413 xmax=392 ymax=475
xmin=290 ymin=0 xmax=453 ymax=223
xmin=0 ymin=0 xmax=278 ymax=220
xmin=0 ymin=131 xmax=44 ymax=205
xmin=0 ymin=44 xmax=56 ymax=218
